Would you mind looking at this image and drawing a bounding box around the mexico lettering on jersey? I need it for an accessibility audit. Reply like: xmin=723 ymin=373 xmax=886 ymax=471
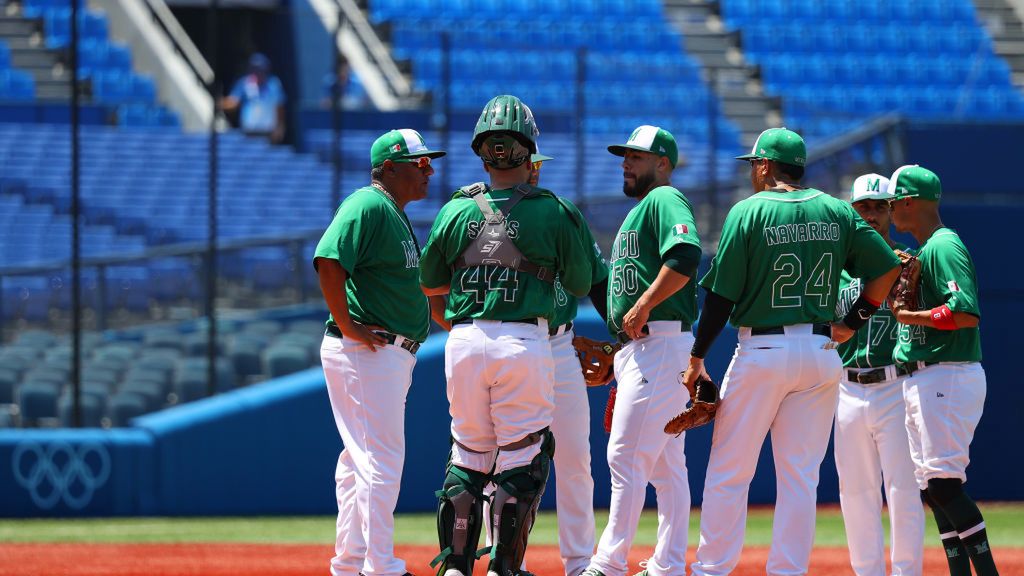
xmin=701 ymin=189 xmax=899 ymax=329
xmin=835 ymin=242 xmax=908 ymax=368
xmin=894 ymin=228 xmax=982 ymax=363
xmin=606 ymin=186 xmax=700 ymax=334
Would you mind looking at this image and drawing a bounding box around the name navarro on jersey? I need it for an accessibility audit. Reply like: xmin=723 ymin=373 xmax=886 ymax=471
xmin=763 ymin=222 xmax=841 ymax=246
xmin=468 ymin=219 xmax=519 ymax=239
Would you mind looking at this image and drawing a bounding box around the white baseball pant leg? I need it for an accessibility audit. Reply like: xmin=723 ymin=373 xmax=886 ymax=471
xmin=550 ymin=330 xmax=597 ymax=576
xmin=589 ymin=323 xmax=692 ymax=576
xmin=322 ymin=334 xmax=416 ymax=576
xmin=836 ymin=374 xmax=924 ymax=576
xmin=692 ymin=325 xmax=842 ymax=576
xmin=903 ymin=363 xmax=986 ymax=490
xmin=446 ymin=319 xmax=554 ymax=474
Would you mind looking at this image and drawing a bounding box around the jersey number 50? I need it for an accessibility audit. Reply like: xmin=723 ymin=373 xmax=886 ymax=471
xmin=771 ymin=252 xmax=834 ymax=309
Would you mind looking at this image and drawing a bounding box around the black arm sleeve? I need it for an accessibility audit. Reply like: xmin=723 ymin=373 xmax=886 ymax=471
xmin=663 ymin=243 xmax=701 ymax=278
xmin=587 ymin=277 xmax=609 ymax=322
xmin=691 ymin=289 xmax=735 ymax=359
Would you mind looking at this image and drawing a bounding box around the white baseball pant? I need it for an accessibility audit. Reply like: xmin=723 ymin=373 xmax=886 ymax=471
xmin=550 ymin=329 xmax=597 ymax=576
xmin=322 ymin=334 xmax=416 ymax=576
xmin=589 ymin=322 xmax=693 ymax=576
xmin=692 ymin=324 xmax=842 ymax=576
xmin=902 ymin=362 xmax=986 ymax=489
xmin=446 ymin=319 xmax=554 ymax=474
xmin=836 ymin=370 xmax=924 ymax=576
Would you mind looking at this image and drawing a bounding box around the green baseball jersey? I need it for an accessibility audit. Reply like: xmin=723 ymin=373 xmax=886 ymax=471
xmin=607 ymin=186 xmax=701 ymax=334
xmin=701 ymin=189 xmax=899 ymax=328
xmin=419 ymin=185 xmax=592 ymax=323
xmin=314 ymin=186 xmax=429 ymax=342
xmin=551 ymin=198 xmax=609 ymax=328
xmin=836 ymin=242 xmax=908 ymax=368
xmin=894 ymin=228 xmax=982 ymax=363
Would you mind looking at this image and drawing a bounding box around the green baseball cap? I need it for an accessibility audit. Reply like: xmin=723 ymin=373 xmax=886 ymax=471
xmin=370 ymin=129 xmax=446 ymax=167
xmin=735 ymin=127 xmax=807 ymax=167
xmin=608 ymin=125 xmax=679 ymax=167
xmin=889 ymin=165 xmax=941 ymax=201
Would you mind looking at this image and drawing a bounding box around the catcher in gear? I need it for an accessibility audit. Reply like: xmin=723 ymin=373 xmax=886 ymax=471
xmin=888 ymin=165 xmax=998 ymax=576
xmin=664 ymin=374 xmax=719 ymax=435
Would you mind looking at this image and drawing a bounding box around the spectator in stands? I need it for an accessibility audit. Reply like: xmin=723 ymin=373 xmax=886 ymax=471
xmin=321 ymin=53 xmax=372 ymax=111
xmin=221 ymin=53 xmax=286 ymax=144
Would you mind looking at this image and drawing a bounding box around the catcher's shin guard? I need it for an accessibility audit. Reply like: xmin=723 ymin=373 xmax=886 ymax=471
xmin=486 ymin=429 xmax=555 ymax=576
xmin=432 ymin=462 xmax=489 ymax=576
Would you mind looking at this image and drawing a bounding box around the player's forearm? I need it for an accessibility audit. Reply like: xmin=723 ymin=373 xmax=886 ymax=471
xmin=691 ymin=289 xmax=735 ymax=359
xmin=429 ymin=295 xmax=451 ymax=331
xmin=421 ymin=283 xmax=450 ymax=296
xmin=587 ymin=277 xmax=609 ymax=321
xmin=634 ymin=266 xmax=690 ymax=313
xmin=896 ymin=308 xmax=979 ymax=328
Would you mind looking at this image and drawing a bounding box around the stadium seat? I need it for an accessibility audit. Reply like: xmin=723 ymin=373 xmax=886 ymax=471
xmin=263 ymin=344 xmax=310 ymax=378
xmin=106 ymin=392 xmax=147 ymax=427
xmin=17 ymin=381 xmax=59 ymax=423
xmin=58 ymin=393 xmax=103 ymax=427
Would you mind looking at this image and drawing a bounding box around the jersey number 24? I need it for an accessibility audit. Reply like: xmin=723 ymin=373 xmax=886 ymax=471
xmin=771 ymin=252 xmax=834 ymax=309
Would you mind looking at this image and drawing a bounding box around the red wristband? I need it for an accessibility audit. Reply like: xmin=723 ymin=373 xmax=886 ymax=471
xmin=930 ymin=305 xmax=957 ymax=330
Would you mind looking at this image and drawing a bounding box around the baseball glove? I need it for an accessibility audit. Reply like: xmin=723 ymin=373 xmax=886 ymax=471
xmin=886 ymin=249 xmax=922 ymax=313
xmin=664 ymin=375 xmax=720 ymax=435
xmin=603 ymin=385 xmax=617 ymax=434
xmin=572 ymin=336 xmax=620 ymax=387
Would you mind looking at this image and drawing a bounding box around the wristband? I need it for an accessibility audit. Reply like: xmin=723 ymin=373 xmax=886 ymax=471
xmin=930 ymin=305 xmax=957 ymax=330
xmin=842 ymin=294 xmax=880 ymax=331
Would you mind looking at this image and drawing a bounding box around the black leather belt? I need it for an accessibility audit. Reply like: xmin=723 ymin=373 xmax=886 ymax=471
xmin=751 ymin=323 xmax=831 ymax=337
xmin=324 ymin=324 xmax=420 ymax=355
xmin=895 ymin=360 xmax=940 ymax=376
xmin=616 ymin=322 xmax=691 ymax=344
xmin=549 ymin=321 xmax=573 ymax=337
xmin=846 ymin=364 xmax=913 ymax=385
xmin=452 ymin=317 xmax=539 ymax=326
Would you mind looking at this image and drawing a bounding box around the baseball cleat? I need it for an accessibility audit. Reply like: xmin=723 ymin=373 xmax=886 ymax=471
xmin=442 ymin=571 xmax=465 ymax=576
xmin=579 ymin=569 xmax=606 ymax=576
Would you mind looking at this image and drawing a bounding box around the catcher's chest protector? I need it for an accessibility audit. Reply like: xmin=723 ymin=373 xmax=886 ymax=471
xmin=456 ymin=183 xmax=554 ymax=283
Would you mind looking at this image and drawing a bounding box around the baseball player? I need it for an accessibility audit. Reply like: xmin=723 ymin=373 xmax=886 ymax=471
xmin=535 ymin=150 xmax=610 ymax=576
xmin=314 ymin=129 xmax=445 ymax=576
xmin=888 ymin=165 xmax=998 ymax=576
xmin=682 ymin=128 xmax=901 ymax=576
xmin=420 ymin=95 xmax=592 ymax=576
xmin=834 ymin=173 xmax=924 ymax=576
xmin=580 ymin=125 xmax=702 ymax=576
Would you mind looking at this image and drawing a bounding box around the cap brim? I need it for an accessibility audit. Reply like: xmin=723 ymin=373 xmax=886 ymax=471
xmin=734 ymin=153 xmax=760 ymax=161
xmin=405 ymin=149 xmax=446 ymax=159
xmin=851 ymin=192 xmax=893 ymax=202
xmin=531 ymin=153 xmax=553 ymax=162
xmin=607 ymin=143 xmax=658 ymax=157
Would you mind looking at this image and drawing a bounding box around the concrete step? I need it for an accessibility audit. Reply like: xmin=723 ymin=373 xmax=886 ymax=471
xmin=10 ymin=48 xmax=59 ymax=70
xmin=0 ymin=18 xmax=36 ymax=37
xmin=994 ymin=39 xmax=1024 ymax=54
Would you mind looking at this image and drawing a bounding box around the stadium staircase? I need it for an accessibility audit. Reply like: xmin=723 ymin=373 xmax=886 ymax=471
xmin=974 ymin=0 xmax=1024 ymax=88
xmin=661 ymin=0 xmax=780 ymax=144
xmin=0 ymin=0 xmax=177 ymax=126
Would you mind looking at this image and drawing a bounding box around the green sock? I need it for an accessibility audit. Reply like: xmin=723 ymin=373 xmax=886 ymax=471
xmin=923 ymin=490 xmax=972 ymax=576
xmin=940 ymin=491 xmax=999 ymax=576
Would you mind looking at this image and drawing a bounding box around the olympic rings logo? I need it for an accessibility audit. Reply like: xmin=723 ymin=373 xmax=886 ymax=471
xmin=12 ymin=441 xmax=111 ymax=510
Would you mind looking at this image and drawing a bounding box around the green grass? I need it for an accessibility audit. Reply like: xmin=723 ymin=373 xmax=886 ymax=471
xmin=2 ymin=504 xmax=1022 ymax=547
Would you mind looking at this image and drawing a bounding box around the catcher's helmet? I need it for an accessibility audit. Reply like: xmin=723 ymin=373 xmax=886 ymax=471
xmin=472 ymin=95 xmax=538 ymax=169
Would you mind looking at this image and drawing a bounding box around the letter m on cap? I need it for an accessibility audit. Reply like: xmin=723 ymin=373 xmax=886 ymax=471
xmin=867 ymin=178 xmax=880 ymax=192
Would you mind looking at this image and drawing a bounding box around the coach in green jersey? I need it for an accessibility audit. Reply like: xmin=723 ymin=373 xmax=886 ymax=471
xmin=888 ymin=165 xmax=998 ymax=576
xmin=833 ymin=173 xmax=924 ymax=576
xmin=582 ymin=125 xmax=702 ymax=576
xmin=685 ymin=128 xmax=900 ymax=576
xmin=421 ymin=95 xmax=591 ymax=576
xmin=314 ymin=128 xmax=445 ymax=576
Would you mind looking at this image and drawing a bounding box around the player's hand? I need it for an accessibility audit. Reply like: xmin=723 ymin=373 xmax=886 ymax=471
xmin=338 ymin=320 xmax=388 ymax=351
xmin=622 ymin=301 xmax=651 ymax=340
xmin=830 ymin=322 xmax=855 ymax=345
xmin=680 ymin=356 xmax=709 ymax=398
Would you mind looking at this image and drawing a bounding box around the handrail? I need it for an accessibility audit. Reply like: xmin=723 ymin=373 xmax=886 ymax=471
xmin=806 ymin=113 xmax=904 ymax=164
xmin=141 ymin=0 xmax=215 ymax=88
xmin=331 ymin=0 xmax=412 ymax=97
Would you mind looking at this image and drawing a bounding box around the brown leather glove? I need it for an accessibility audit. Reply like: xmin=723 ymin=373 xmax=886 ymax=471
xmin=572 ymin=336 xmax=620 ymax=387
xmin=664 ymin=375 xmax=720 ymax=435
xmin=887 ymin=249 xmax=922 ymax=313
